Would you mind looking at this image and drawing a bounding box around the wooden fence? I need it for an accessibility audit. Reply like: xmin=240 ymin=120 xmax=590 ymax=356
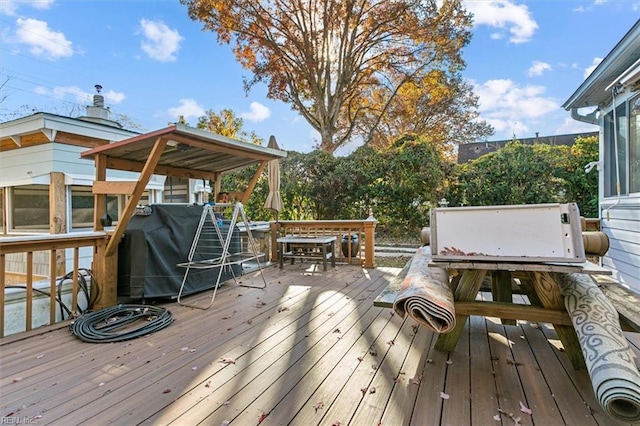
xmin=0 ymin=232 xmax=107 ymax=338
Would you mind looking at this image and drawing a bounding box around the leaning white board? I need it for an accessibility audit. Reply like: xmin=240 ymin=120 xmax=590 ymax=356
xmin=430 ymin=203 xmax=585 ymax=262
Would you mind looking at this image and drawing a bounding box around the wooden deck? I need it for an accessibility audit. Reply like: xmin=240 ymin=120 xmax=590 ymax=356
xmin=1 ymin=262 xmax=639 ymax=425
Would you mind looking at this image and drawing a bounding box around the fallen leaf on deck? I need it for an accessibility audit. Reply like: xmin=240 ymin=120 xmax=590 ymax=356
xmin=223 ymin=401 xmax=231 ymax=406
xmin=192 ymin=366 xmax=198 ymax=371
xmin=220 ymin=357 xmax=236 ymax=365
xmin=12 ymin=378 xmax=22 ymax=383
xmin=247 ymin=320 xmax=253 ymax=325
xmin=369 ymin=387 xmax=376 ymax=394
xmin=410 ymin=375 xmax=422 ymax=385
xmin=440 ymin=392 xmax=450 ymax=400
xmin=221 ymin=312 xmax=235 ymax=319
xmin=387 ymin=339 xmax=395 ymax=346
xmin=333 ymin=328 xmax=341 ymax=333
xmin=519 ymin=401 xmax=532 ymax=415
xmin=163 ymin=389 xmax=171 ymax=394
xmin=493 ymin=414 xmax=500 ymax=421
xmin=258 ymin=411 xmax=268 ymax=423
xmin=369 ymin=349 xmax=377 ymax=356
xmin=313 ymin=401 xmax=324 ymax=412
xmin=278 ymin=307 xmax=289 ymax=312
xmin=426 ymin=359 xmax=433 ymax=364
xmin=357 ymin=356 xmax=364 ymax=362
xmin=205 ymin=381 xmax=211 ymax=388
xmin=446 ymin=360 xmax=453 ymax=365
xmin=221 ymin=421 xmax=230 ymax=426
xmin=361 ymin=387 xmax=368 ymax=395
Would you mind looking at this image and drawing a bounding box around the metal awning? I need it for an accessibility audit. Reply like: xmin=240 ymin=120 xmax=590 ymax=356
xmin=80 ymin=123 xmax=287 ymax=180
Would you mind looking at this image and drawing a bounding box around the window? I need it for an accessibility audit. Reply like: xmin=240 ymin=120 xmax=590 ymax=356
xmin=163 ymin=177 xmax=189 ymax=203
xmin=604 ymin=101 xmax=628 ymax=197
xmin=630 ymin=93 xmax=640 ymax=193
xmin=71 ymin=186 xmax=121 ymax=230
xmin=11 ymin=185 xmax=49 ymax=231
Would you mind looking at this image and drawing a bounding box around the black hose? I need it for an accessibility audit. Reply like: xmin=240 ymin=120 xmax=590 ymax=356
xmin=70 ymin=304 xmax=173 ymax=343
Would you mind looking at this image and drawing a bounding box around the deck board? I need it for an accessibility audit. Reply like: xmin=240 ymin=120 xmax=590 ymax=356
xmin=1 ymin=263 xmax=637 ymax=425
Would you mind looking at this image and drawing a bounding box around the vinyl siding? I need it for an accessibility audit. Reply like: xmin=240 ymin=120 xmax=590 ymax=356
xmin=600 ymin=204 xmax=640 ymax=292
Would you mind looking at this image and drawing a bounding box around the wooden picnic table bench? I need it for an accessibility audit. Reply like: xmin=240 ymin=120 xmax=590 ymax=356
xmin=374 ymin=249 xmax=640 ymax=371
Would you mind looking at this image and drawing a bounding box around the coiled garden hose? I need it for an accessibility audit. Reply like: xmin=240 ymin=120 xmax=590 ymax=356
xmin=70 ymin=304 xmax=173 ymax=343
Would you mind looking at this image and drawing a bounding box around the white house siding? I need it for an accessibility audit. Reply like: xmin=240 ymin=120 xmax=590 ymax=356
xmin=600 ymin=202 xmax=640 ymax=291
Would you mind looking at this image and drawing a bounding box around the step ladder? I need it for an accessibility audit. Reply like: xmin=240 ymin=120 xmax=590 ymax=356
xmin=176 ymin=202 xmax=267 ymax=309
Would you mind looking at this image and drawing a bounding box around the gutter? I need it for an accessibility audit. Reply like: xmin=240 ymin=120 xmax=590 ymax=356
xmin=570 ymin=107 xmax=599 ymax=125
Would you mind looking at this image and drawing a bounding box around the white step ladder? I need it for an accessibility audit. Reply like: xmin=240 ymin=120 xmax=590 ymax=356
xmin=176 ymin=202 xmax=267 ymax=309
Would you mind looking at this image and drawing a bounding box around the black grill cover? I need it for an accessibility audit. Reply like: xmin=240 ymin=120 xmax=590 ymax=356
xmin=117 ymin=204 xmax=241 ymax=300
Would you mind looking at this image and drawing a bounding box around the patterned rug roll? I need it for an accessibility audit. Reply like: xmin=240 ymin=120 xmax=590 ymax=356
xmin=393 ymin=247 xmax=456 ymax=333
xmin=557 ymin=273 xmax=640 ymax=423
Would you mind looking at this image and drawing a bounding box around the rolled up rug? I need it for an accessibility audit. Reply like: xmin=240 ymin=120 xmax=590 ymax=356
xmin=557 ymin=272 xmax=640 ymax=423
xmin=393 ymin=247 xmax=456 ymax=333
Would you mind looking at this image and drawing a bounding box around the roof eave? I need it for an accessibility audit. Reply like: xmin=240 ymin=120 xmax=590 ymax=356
xmin=563 ymin=19 xmax=640 ymax=110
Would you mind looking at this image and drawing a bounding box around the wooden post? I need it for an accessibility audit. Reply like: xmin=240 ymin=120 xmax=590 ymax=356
xmin=49 ymin=172 xmax=67 ymax=276
xmin=270 ymin=221 xmax=281 ymax=262
xmin=91 ymin=155 xmax=112 ymax=308
xmin=92 ymin=238 xmax=118 ymax=309
xmin=363 ymin=211 xmax=377 ymax=268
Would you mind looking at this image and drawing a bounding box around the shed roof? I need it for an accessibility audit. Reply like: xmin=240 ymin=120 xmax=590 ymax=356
xmin=80 ymin=123 xmax=287 ymax=180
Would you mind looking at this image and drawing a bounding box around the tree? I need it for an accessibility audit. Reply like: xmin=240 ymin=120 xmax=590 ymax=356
xmin=560 ymin=135 xmax=599 ymax=218
xmin=452 ymin=141 xmax=569 ymax=207
xmin=176 ymin=108 xmax=263 ymax=144
xmin=364 ymin=72 xmax=494 ymax=151
xmin=181 ymin=0 xmax=476 ymax=154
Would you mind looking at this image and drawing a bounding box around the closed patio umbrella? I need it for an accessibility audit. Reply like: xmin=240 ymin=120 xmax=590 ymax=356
xmin=264 ymin=135 xmax=283 ymax=221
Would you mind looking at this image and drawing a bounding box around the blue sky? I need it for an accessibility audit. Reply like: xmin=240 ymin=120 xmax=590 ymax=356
xmin=1 ymin=1 xmax=639 ymax=155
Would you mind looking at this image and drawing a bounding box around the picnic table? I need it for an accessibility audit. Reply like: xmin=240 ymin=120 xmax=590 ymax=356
xmin=428 ymin=259 xmax=612 ymax=370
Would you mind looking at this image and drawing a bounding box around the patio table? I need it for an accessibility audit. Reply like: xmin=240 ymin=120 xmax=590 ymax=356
xmin=277 ymin=235 xmax=337 ymax=271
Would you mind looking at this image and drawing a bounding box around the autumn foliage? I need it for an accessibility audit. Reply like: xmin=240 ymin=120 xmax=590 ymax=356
xmin=181 ymin=0 xmax=491 ymax=153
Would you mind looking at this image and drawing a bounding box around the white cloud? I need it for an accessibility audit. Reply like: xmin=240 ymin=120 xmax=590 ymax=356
xmin=473 ymin=78 xmax=559 ymax=138
xmin=464 ymin=0 xmax=538 ymax=43
xmin=528 ymin=60 xmax=552 ymax=77
xmin=104 ymin=90 xmax=126 ymax=105
xmin=167 ymin=99 xmax=206 ymax=121
xmin=32 ymin=85 xmax=125 ymax=105
xmin=13 ymin=18 xmax=73 ymax=60
xmin=0 ymin=0 xmax=54 ymax=16
xmin=555 ymin=116 xmax=599 ymax=135
xmin=139 ymin=19 xmax=183 ymax=62
xmin=584 ymin=57 xmax=603 ymax=80
xmin=240 ymin=102 xmax=271 ymax=122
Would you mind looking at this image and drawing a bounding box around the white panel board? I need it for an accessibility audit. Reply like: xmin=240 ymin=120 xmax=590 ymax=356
xmin=430 ymin=203 xmax=585 ymax=262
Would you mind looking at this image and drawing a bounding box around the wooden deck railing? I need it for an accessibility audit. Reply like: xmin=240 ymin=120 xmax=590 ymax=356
xmin=270 ymin=218 xmax=377 ymax=268
xmin=0 ymin=232 xmax=107 ymax=338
